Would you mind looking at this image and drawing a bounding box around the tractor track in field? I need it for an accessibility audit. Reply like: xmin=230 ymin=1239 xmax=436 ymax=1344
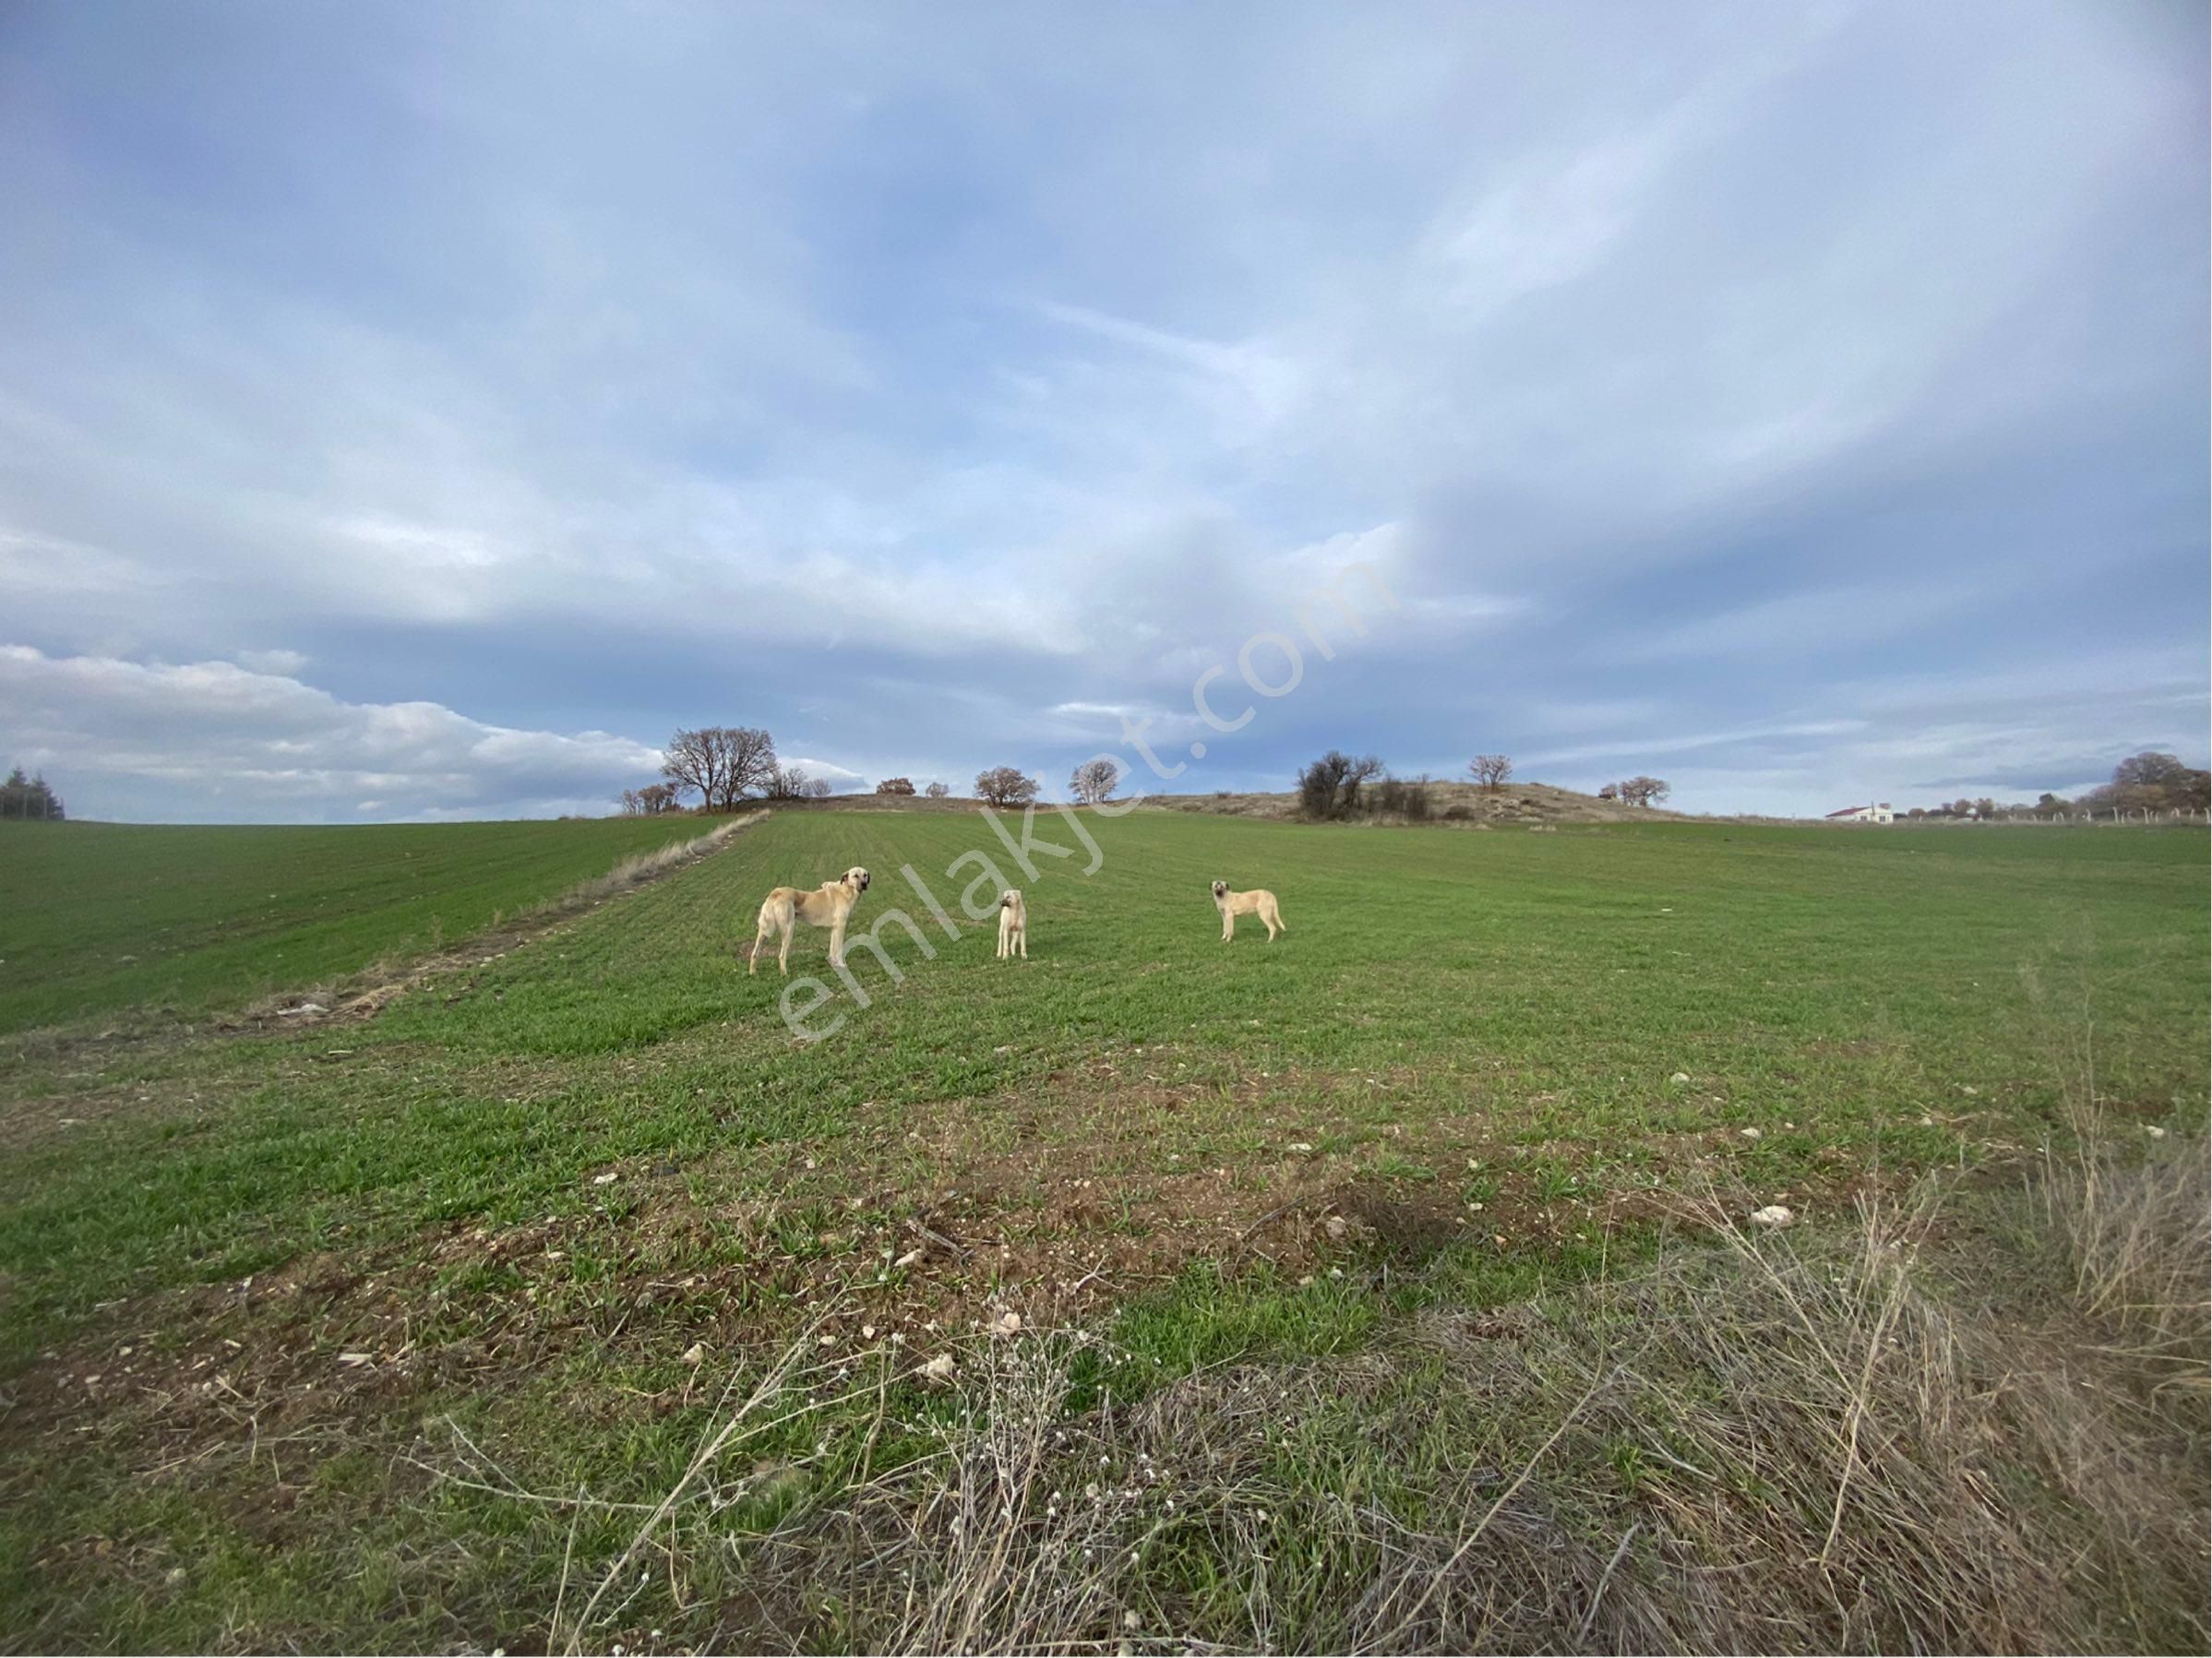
xmin=0 ymin=813 xmax=770 ymax=1154
xmin=225 ymin=811 xmax=771 ymax=1035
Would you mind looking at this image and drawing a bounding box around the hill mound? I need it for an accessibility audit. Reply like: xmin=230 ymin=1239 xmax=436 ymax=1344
xmin=1147 ymin=778 xmax=1690 ymax=824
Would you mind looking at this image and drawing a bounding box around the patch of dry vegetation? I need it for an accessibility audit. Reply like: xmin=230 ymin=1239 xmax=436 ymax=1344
xmin=538 ymin=810 xmax=763 ymax=913
xmin=1154 ymin=778 xmax=1691 ymax=825
xmin=508 ymin=1131 xmax=2207 ymax=1653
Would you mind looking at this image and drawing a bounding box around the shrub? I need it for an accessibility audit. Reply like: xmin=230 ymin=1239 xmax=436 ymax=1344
xmin=1371 ymin=774 xmax=1433 ymax=820
xmin=1297 ymin=750 xmax=1383 ymax=819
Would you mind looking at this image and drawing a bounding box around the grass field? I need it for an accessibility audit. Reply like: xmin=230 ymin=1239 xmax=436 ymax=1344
xmin=0 ymin=817 xmax=722 ymax=1035
xmin=1 ymin=808 xmax=2205 ymax=1651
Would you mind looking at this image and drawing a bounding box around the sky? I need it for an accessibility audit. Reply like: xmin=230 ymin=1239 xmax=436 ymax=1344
xmin=1 ymin=0 xmax=2205 ymax=823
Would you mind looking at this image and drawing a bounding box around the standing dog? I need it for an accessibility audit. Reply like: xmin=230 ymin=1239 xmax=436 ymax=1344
xmin=997 ymin=889 xmax=1028 ymax=960
xmin=1211 ymin=879 xmax=1285 ymax=943
xmin=748 ymin=866 xmax=870 ymax=974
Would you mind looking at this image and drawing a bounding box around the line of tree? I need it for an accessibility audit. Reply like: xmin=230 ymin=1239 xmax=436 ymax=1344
xmin=0 ymin=767 xmax=65 ymax=820
xmin=1596 ymin=777 xmax=1670 ymax=807
xmin=616 ymin=782 xmax=683 ymax=816
xmin=1901 ymin=752 xmax=2209 ymax=820
xmin=875 ymin=777 xmax=916 ymax=795
xmin=765 ymin=765 xmax=832 ymax=800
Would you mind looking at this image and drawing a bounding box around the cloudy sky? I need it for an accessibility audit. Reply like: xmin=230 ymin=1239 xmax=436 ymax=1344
xmin=1 ymin=1 xmax=2204 ymax=822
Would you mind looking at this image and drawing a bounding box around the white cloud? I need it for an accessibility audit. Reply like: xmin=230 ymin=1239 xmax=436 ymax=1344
xmin=235 ymin=647 xmax=309 ymax=675
xmin=0 ymin=5 xmax=2198 ymax=820
xmin=0 ymin=645 xmax=663 ymax=821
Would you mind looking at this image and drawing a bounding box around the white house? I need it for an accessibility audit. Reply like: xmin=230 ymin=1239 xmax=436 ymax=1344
xmin=1824 ymin=802 xmax=1894 ymax=824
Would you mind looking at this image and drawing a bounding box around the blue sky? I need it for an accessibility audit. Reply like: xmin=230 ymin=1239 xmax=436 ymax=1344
xmin=1 ymin=0 xmax=2204 ymax=822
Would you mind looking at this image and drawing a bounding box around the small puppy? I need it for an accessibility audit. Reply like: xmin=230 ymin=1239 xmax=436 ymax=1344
xmin=1211 ymin=879 xmax=1285 ymax=943
xmin=748 ymin=865 xmax=870 ymax=974
xmin=997 ymin=889 xmax=1028 ymax=960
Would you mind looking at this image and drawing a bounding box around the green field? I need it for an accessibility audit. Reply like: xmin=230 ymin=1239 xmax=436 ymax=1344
xmin=1 ymin=809 xmax=2205 ymax=1652
xmin=0 ymin=817 xmax=721 ymax=1034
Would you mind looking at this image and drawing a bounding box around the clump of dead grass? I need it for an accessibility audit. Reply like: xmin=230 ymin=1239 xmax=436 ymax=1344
xmin=491 ymin=1130 xmax=2206 ymax=1654
xmin=534 ymin=810 xmax=763 ymax=916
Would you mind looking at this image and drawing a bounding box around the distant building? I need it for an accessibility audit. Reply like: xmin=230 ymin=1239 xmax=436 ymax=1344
xmin=1824 ymin=802 xmax=1894 ymax=824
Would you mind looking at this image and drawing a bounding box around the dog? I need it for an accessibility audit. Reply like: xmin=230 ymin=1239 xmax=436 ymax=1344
xmin=748 ymin=866 xmax=870 ymax=974
xmin=1211 ymin=878 xmax=1285 ymax=943
xmin=997 ymin=889 xmax=1028 ymax=960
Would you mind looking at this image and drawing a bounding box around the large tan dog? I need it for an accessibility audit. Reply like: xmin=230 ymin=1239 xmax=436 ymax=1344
xmin=997 ymin=889 xmax=1028 ymax=960
xmin=748 ymin=866 xmax=871 ymax=974
xmin=1212 ymin=878 xmax=1285 ymax=942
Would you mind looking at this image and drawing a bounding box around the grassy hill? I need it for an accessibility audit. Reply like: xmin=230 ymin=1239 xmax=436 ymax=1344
xmin=1 ymin=809 xmax=2204 ymax=1650
xmin=0 ymin=816 xmax=723 ymax=1034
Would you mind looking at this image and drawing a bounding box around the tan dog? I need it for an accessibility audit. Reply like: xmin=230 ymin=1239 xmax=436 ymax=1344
xmin=748 ymin=865 xmax=871 ymax=974
xmin=997 ymin=889 xmax=1028 ymax=960
xmin=1211 ymin=878 xmax=1285 ymax=943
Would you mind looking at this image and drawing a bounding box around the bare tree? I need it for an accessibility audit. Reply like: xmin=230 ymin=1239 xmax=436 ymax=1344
xmin=1297 ymin=749 xmax=1384 ymax=818
xmin=622 ymin=782 xmax=683 ymax=816
xmin=925 ymin=781 xmax=951 ymax=799
xmin=804 ymin=776 xmax=833 ymax=799
xmin=975 ymin=767 xmax=1040 ymax=808
xmin=1618 ymin=776 xmax=1670 ymax=808
xmin=766 ymin=764 xmax=819 ymax=800
xmin=1596 ymin=782 xmax=1620 ymax=803
xmin=875 ymin=776 xmax=916 ymax=795
xmin=1468 ymin=755 xmax=1513 ymax=792
xmin=1070 ymin=757 xmax=1120 ymax=805
xmin=662 ymin=726 xmax=777 ymax=811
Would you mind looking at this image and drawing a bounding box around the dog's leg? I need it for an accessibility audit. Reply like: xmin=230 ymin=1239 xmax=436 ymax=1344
xmin=829 ymin=917 xmax=846 ymax=972
xmin=778 ymin=920 xmax=794 ymax=975
xmin=1019 ymin=925 xmax=1027 ymax=960
xmin=748 ymin=917 xmax=770 ymax=975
